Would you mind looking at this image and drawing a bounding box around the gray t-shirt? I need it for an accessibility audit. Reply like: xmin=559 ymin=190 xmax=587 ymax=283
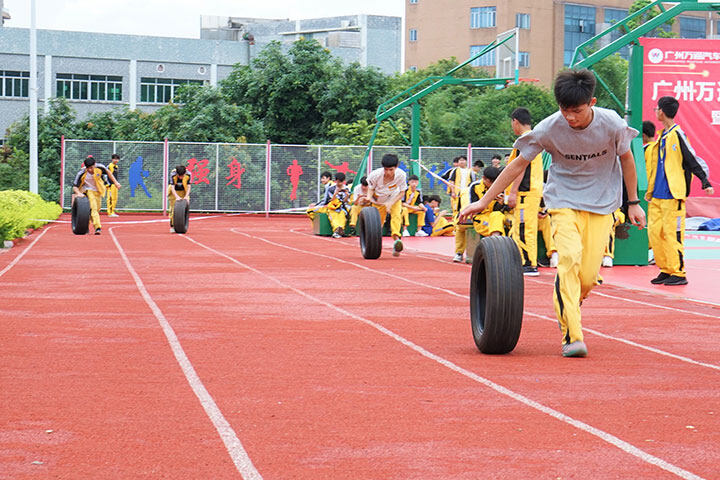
xmin=514 ymin=107 xmax=638 ymax=214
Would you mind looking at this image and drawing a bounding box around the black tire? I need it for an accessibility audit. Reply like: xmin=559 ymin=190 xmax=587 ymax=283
xmin=470 ymin=236 xmax=524 ymax=354
xmin=358 ymin=207 xmax=382 ymax=259
xmin=173 ymin=199 xmax=189 ymax=234
xmin=71 ymin=196 xmax=90 ymax=235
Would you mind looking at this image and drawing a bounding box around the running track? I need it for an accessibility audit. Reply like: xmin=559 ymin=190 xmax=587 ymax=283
xmin=1 ymin=215 xmax=718 ymax=479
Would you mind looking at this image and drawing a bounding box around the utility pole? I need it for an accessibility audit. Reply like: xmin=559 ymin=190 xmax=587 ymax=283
xmin=29 ymin=0 xmax=38 ymax=194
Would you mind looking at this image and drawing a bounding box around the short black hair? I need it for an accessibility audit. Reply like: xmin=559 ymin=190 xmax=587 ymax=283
xmin=483 ymin=166 xmax=502 ymax=181
xmin=429 ymin=195 xmax=441 ymax=204
xmin=473 ymin=159 xmax=484 ymax=168
xmin=360 ymin=175 xmax=368 ymax=186
xmin=554 ymin=69 xmax=596 ymax=109
xmin=111 ymin=153 xmax=120 ymax=159
xmin=84 ymin=156 xmax=96 ymax=168
xmin=335 ymin=172 xmax=346 ymax=182
xmin=657 ymin=96 xmax=679 ymax=118
xmin=453 ymin=155 xmax=467 ymax=164
xmin=510 ymin=107 xmax=532 ymax=126
xmin=176 ymin=165 xmax=187 ymax=175
xmin=491 ymin=154 xmax=502 ymax=161
xmin=642 ymin=120 xmax=656 ymax=139
xmin=408 ymin=174 xmax=419 ymax=182
xmin=381 ymin=153 xmax=399 ymax=168
xmin=320 ymin=171 xmax=333 ymax=180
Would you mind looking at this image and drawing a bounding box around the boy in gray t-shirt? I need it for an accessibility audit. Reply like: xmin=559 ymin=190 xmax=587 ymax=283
xmin=460 ymin=69 xmax=646 ymax=358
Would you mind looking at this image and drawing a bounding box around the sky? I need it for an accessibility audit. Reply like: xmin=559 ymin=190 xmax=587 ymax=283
xmin=4 ymin=0 xmax=405 ymax=39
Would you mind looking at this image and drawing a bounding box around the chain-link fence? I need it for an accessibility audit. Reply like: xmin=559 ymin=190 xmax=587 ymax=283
xmin=61 ymin=139 xmax=512 ymax=212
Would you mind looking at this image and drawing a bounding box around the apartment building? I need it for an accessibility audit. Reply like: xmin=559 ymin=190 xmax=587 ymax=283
xmin=406 ymin=0 xmax=717 ymax=86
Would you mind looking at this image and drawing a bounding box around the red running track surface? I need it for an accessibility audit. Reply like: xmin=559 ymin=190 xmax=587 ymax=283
xmin=1 ymin=214 xmax=719 ymax=480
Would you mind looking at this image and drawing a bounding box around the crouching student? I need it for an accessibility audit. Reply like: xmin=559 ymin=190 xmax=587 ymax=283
xmin=469 ymin=166 xmax=506 ymax=238
xmin=306 ymin=171 xmax=334 ymax=221
xmin=420 ymin=195 xmax=454 ymax=237
xmin=349 ymin=176 xmax=370 ymax=230
xmin=323 ymin=172 xmax=351 ymax=238
xmin=167 ymin=165 xmax=191 ymax=233
xmin=402 ymin=174 xmax=427 ymax=236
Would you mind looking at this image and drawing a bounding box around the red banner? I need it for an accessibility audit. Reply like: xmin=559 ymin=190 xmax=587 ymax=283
xmin=640 ymin=37 xmax=719 ymax=197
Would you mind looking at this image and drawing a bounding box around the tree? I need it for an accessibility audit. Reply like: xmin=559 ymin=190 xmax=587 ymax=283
xmin=592 ymin=54 xmax=629 ymax=115
xmin=625 ymin=0 xmax=676 ymax=38
xmin=222 ymin=39 xmax=338 ymax=144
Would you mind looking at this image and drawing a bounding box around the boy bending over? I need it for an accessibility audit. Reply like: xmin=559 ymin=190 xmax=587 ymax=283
xmin=460 ymin=69 xmax=646 ymax=358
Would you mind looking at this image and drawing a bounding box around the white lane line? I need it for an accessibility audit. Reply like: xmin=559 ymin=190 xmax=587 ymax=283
xmin=238 ymin=229 xmax=720 ymax=372
xmin=290 ymin=228 xmax=720 ymax=314
xmin=184 ymin=234 xmax=707 ymax=480
xmin=109 ymin=228 xmax=262 ymax=480
xmin=0 ymin=227 xmax=52 ymax=278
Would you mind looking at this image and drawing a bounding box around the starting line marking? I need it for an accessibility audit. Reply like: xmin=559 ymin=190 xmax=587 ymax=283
xmin=183 ymin=233 xmax=707 ymax=480
xmin=109 ymin=228 xmax=262 ymax=480
xmin=246 ymin=229 xmax=720 ymax=372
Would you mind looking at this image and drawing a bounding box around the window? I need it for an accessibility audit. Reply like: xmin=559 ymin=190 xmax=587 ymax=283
xmin=56 ymin=74 xmax=122 ymax=101
xmin=604 ymin=8 xmax=629 ymax=60
xmin=516 ymin=13 xmax=530 ymax=30
xmin=470 ymin=7 xmax=496 ymax=29
xmin=519 ymin=52 xmax=530 ymax=68
xmin=680 ymin=16 xmax=706 ymax=39
xmin=408 ymin=66 xmax=418 ymax=72
xmin=140 ymin=77 xmax=203 ymax=103
xmin=409 ymin=28 xmax=418 ymax=42
xmin=564 ymin=4 xmax=596 ymax=65
xmin=1 ymin=70 xmax=29 ymax=98
xmin=470 ymin=45 xmax=495 ymax=67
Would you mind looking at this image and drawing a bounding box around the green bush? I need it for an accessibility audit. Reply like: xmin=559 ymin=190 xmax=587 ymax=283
xmin=0 ymin=190 xmax=62 ymax=242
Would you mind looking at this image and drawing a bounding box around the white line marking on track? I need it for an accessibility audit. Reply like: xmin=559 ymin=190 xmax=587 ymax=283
xmin=184 ymin=234 xmax=708 ymax=480
xmin=241 ymin=229 xmax=720 ymax=372
xmin=0 ymin=227 xmax=52 ymax=278
xmin=109 ymin=228 xmax=262 ymax=480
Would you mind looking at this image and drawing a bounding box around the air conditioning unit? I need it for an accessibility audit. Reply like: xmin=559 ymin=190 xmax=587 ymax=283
xmin=578 ymin=20 xmax=586 ymax=33
xmin=340 ymin=20 xmax=351 ymax=28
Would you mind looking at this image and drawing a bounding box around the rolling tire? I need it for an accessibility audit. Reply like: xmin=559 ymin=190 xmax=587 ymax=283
xmin=173 ymin=199 xmax=189 ymax=234
xmin=470 ymin=236 xmax=524 ymax=354
xmin=71 ymin=196 xmax=91 ymax=235
xmin=358 ymin=207 xmax=382 ymax=259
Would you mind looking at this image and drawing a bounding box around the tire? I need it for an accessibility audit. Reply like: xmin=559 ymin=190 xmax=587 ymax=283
xmin=358 ymin=207 xmax=382 ymax=259
xmin=173 ymin=199 xmax=189 ymax=234
xmin=71 ymin=196 xmax=90 ymax=235
xmin=470 ymin=236 xmax=524 ymax=354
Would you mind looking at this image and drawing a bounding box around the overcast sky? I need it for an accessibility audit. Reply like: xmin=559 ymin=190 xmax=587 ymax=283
xmin=4 ymin=0 xmax=404 ymax=38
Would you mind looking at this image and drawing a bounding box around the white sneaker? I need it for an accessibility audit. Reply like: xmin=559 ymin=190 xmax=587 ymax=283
xmin=108 ymin=213 xmax=119 ymax=217
xmin=453 ymin=253 xmax=463 ymax=263
xmin=415 ymin=230 xmax=428 ymax=237
xmin=602 ymin=256 xmax=613 ymax=267
xmin=170 ymin=227 xmax=175 ymax=233
xmin=402 ymin=229 xmax=410 ymax=237
xmin=648 ymin=250 xmax=655 ymax=265
xmin=549 ymin=252 xmax=559 ymax=268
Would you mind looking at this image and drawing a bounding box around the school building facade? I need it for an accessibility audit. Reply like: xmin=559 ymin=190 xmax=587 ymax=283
xmin=0 ymin=14 xmax=401 ymax=140
xmin=405 ymin=0 xmax=718 ymax=85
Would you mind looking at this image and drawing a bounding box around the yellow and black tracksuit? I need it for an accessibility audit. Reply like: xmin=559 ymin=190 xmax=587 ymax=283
xmin=645 ymin=124 xmax=712 ymax=278
xmin=469 ymin=181 xmax=506 ymax=237
xmin=167 ymin=173 xmax=190 ymax=227
xmin=507 ymin=145 xmax=544 ymax=268
xmin=449 ymin=168 xmax=475 ymax=255
xmin=402 ymin=188 xmax=425 ymax=229
xmin=106 ymin=162 xmax=120 ymax=215
xmin=307 ymin=181 xmax=335 ymax=221
xmin=604 ymin=209 xmax=626 ymax=259
xmin=73 ymin=167 xmax=109 ymax=230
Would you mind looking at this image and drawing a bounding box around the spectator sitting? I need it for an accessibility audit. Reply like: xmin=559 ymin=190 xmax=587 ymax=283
xmin=402 ymin=174 xmax=427 ymax=236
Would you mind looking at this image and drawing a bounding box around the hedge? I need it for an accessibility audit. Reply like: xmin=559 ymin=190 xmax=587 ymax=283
xmin=0 ymin=190 xmax=62 ymax=242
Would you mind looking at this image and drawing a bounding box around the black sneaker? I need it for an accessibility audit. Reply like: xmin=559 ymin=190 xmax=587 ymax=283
xmin=537 ymin=256 xmax=550 ymax=268
xmin=650 ymin=272 xmax=670 ymax=284
xmin=94 ymin=228 xmax=101 ymax=235
xmin=523 ymin=266 xmax=539 ymax=276
xmin=663 ymin=275 xmax=688 ymax=286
